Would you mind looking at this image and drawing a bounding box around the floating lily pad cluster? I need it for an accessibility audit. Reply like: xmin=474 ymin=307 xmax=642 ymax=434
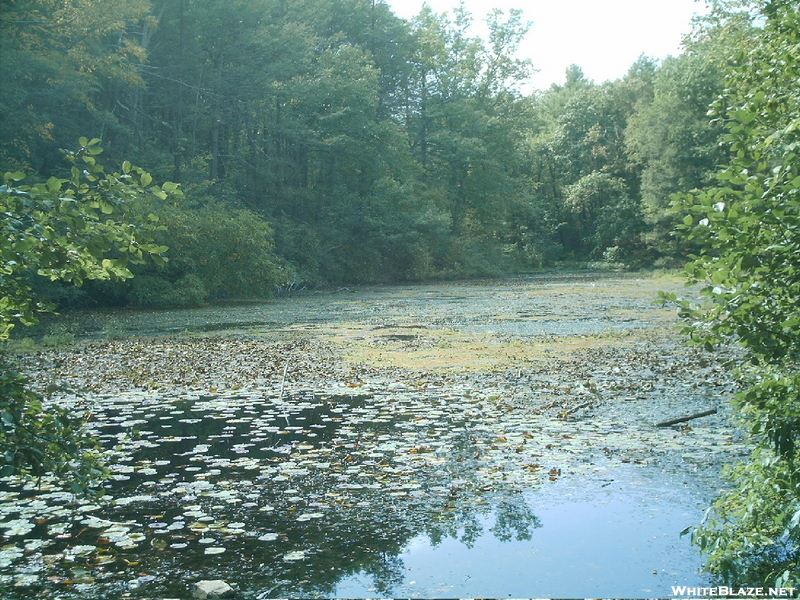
xmin=2 ymin=373 xmax=739 ymax=599
xmin=1 ymin=274 xmax=744 ymax=598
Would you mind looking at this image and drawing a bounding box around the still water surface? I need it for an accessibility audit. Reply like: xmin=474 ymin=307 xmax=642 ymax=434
xmin=1 ymin=388 xmax=721 ymax=599
xmin=336 ymin=467 xmax=709 ymax=598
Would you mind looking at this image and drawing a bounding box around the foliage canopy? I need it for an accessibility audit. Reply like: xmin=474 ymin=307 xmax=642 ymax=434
xmin=667 ymin=0 xmax=800 ymax=584
xmin=1 ymin=139 xmax=176 ymax=488
xmin=2 ymin=0 xmax=713 ymax=292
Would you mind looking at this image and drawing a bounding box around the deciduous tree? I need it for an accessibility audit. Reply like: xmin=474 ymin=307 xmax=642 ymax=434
xmin=667 ymin=0 xmax=800 ymax=584
xmin=1 ymin=139 xmax=175 ymax=489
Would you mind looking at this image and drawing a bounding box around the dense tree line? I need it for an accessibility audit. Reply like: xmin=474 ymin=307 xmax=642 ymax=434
xmin=1 ymin=0 xmax=744 ymax=306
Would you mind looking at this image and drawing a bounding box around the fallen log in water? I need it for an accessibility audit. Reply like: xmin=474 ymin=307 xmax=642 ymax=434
xmin=656 ymin=408 xmax=717 ymax=427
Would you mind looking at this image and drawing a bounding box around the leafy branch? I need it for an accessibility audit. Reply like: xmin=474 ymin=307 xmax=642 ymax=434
xmin=1 ymin=139 xmax=180 ymax=491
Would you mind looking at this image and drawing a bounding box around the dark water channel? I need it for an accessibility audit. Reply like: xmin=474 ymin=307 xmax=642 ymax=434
xmin=1 ymin=273 xmax=737 ymax=598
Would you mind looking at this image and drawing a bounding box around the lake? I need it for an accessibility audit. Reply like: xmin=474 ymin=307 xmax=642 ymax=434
xmin=0 ymin=271 xmax=742 ymax=599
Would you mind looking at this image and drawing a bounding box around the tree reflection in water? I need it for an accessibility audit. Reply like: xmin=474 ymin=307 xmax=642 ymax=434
xmin=0 ymin=391 xmax=542 ymax=600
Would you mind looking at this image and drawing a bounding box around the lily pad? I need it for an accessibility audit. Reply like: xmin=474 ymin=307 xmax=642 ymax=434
xmin=282 ymin=550 xmax=306 ymax=561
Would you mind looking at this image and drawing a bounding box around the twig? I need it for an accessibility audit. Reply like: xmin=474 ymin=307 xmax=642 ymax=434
xmin=278 ymin=357 xmax=290 ymax=426
xmin=534 ymin=397 xmax=560 ymax=413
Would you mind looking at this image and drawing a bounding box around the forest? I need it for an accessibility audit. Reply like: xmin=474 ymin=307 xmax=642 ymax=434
xmin=1 ymin=0 xmax=750 ymax=307
xmin=2 ymin=0 xmax=800 ymax=592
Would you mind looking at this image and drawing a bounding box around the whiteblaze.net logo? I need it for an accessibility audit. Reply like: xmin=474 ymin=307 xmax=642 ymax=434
xmin=671 ymin=586 xmax=797 ymax=597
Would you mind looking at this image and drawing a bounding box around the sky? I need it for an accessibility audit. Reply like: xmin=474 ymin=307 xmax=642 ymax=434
xmin=384 ymin=0 xmax=710 ymax=91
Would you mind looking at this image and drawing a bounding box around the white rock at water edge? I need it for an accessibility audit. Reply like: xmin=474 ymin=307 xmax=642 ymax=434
xmin=193 ymin=579 xmax=236 ymax=599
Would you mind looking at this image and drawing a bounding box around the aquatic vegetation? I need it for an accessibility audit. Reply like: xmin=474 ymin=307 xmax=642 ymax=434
xmin=0 ymin=379 xmax=739 ymax=598
xmin=0 ymin=273 xmax=743 ymax=598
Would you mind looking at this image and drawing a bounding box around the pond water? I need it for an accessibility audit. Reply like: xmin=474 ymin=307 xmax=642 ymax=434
xmin=336 ymin=468 xmax=709 ymax=599
xmin=1 ymin=272 xmax=741 ymax=599
xmin=42 ymin=271 xmax=674 ymax=340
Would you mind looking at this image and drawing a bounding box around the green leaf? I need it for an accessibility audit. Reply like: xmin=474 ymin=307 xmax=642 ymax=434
xmin=5 ymin=171 xmax=26 ymax=182
xmin=13 ymin=237 xmax=37 ymax=253
xmin=2 ymin=411 xmax=15 ymax=427
xmin=46 ymin=177 xmax=63 ymax=193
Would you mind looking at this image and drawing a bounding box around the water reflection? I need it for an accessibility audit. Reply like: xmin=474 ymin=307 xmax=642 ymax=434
xmin=336 ymin=469 xmax=707 ymax=599
xmin=266 ymin=493 xmax=540 ymax=599
xmin=0 ymin=392 xmax=543 ymax=599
